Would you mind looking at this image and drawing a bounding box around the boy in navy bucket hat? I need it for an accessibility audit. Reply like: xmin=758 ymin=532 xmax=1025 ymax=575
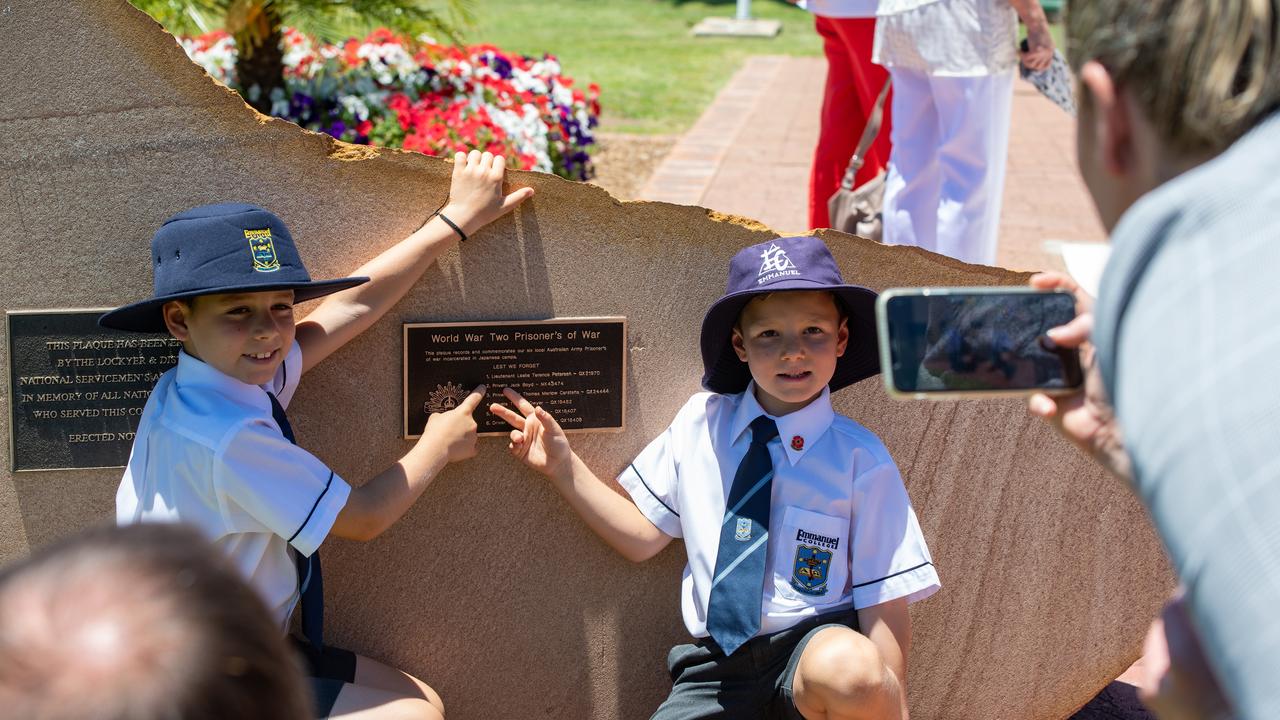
xmin=106 ymin=151 xmax=533 ymax=720
xmin=492 ymin=236 xmax=939 ymax=719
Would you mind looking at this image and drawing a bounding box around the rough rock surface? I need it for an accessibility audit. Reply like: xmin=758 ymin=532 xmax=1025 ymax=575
xmin=0 ymin=3 xmax=1172 ymax=718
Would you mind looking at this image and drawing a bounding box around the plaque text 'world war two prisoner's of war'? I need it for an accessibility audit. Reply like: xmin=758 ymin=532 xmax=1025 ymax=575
xmin=404 ymin=318 xmax=626 ymax=438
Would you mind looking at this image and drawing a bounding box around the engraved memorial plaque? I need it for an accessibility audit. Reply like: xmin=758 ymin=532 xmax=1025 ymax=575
xmin=7 ymin=310 xmax=180 ymax=471
xmin=404 ymin=318 xmax=626 ymax=438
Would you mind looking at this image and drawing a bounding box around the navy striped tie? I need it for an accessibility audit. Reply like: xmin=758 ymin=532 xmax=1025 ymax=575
xmin=706 ymin=415 xmax=778 ymax=655
xmin=267 ymin=391 xmax=325 ymax=652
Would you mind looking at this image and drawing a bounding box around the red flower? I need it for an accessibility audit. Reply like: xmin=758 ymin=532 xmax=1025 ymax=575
xmin=365 ymin=27 xmax=400 ymax=46
xmin=341 ymin=39 xmax=361 ymax=68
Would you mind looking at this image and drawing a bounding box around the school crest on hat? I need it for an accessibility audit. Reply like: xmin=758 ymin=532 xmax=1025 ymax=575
xmin=245 ymin=228 xmax=281 ymax=272
xmin=757 ymin=242 xmax=799 ymax=284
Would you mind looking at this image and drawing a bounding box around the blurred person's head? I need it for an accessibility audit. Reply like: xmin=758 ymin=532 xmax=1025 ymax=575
xmin=0 ymin=523 xmax=310 ymax=720
xmin=1067 ymin=1 xmax=1280 ymax=230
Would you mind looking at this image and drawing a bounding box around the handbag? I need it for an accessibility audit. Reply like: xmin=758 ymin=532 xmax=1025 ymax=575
xmin=827 ymin=78 xmax=891 ymax=241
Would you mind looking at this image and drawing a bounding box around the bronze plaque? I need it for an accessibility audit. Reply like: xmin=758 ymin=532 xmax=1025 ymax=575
xmin=7 ymin=310 xmax=180 ymax=471
xmin=403 ymin=318 xmax=626 ymax=438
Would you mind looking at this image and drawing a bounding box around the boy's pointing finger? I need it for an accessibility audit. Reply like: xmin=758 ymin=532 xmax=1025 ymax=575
xmin=457 ymin=384 xmax=487 ymax=413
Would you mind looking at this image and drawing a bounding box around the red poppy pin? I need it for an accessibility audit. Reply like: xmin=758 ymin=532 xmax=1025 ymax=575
xmin=791 ymin=435 xmax=804 ymax=451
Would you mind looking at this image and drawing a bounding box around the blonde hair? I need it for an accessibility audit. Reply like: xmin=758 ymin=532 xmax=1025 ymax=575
xmin=1067 ymin=0 xmax=1280 ymax=154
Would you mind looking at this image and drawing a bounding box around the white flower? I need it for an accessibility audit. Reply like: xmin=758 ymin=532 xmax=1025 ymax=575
xmin=269 ymin=87 xmax=290 ymax=117
xmin=355 ymin=40 xmax=420 ymax=86
xmin=551 ymin=83 xmax=573 ymax=108
xmin=182 ymin=34 xmax=238 ymax=85
xmin=339 ymin=94 xmax=370 ymax=122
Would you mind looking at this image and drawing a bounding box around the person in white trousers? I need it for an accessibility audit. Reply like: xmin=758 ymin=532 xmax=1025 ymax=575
xmin=874 ymin=0 xmax=1054 ymax=265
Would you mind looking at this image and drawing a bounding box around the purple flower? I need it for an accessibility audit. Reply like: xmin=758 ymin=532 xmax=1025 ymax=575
xmin=485 ymin=52 xmax=513 ymax=79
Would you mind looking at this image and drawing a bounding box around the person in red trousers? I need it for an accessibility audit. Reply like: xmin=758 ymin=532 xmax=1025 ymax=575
xmin=802 ymin=1 xmax=892 ymax=230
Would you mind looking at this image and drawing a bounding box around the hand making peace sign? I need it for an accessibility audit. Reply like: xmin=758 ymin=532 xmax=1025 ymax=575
xmin=489 ymin=387 xmax=576 ymax=480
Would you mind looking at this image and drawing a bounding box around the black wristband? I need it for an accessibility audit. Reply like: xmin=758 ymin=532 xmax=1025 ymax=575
xmin=436 ymin=212 xmax=467 ymax=242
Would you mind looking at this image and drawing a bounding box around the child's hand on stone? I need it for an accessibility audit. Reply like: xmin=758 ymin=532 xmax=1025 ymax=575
xmin=439 ymin=150 xmax=534 ymax=239
xmin=421 ymin=384 xmax=485 ymax=463
xmin=489 ymin=387 xmax=574 ymax=479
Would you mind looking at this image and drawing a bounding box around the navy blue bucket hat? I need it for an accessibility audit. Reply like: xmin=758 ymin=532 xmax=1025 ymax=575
xmin=700 ymin=236 xmax=880 ymax=394
xmin=99 ymin=203 xmax=369 ymax=333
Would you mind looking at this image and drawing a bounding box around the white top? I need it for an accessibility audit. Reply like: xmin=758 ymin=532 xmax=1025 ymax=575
xmin=876 ymin=0 xmax=941 ymax=12
xmin=116 ymin=341 xmax=351 ymax=628
xmin=874 ymin=0 xmax=1018 ymax=76
xmin=618 ymin=385 xmax=939 ymax=639
xmin=799 ymin=0 xmax=880 ymax=18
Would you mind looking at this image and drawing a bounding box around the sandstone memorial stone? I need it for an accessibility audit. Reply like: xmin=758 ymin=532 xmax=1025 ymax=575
xmin=6 ymin=311 xmax=179 ymax=471
xmin=0 ymin=2 xmax=1173 ymax=718
xmin=404 ymin=318 xmax=626 ymax=437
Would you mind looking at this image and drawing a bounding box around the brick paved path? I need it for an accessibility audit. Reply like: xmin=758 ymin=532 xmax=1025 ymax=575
xmin=639 ymin=55 xmax=1107 ymax=273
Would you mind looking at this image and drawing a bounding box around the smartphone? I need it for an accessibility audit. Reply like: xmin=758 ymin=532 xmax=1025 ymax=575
xmin=875 ymin=287 xmax=1083 ymax=399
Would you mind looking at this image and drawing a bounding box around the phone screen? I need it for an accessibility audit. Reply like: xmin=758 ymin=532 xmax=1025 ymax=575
xmin=882 ymin=290 xmax=1083 ymax=394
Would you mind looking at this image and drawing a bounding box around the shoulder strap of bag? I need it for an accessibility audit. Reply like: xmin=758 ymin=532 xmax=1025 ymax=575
xmin=839 ymin=78 xmax=892 ymax=191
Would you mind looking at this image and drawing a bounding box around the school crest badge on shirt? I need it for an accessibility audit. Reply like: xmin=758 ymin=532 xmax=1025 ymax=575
xmin=791 ymin=545 xmax=833 ymax=596
xmin=245 ymin=228 xmax=281 ymax=272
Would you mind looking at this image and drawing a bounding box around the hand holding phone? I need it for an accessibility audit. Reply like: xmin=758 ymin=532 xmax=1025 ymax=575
xmin=1024 ymin=272 xmax=1133 ymax=480
xmin=876 ymin=287 xmax=1084 ymax=399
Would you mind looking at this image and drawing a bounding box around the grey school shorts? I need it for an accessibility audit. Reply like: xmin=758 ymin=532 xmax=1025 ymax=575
xmin=651 ymin=608 xmax=861 ymax=720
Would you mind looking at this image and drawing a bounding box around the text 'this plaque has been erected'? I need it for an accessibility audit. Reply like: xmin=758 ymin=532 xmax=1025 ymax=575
xmin=7 ymin=310 xmax=180 ymax=472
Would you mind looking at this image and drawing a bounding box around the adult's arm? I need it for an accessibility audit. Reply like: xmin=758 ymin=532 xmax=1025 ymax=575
xmin=1008 ymin=0 xmax=1054 ymax=71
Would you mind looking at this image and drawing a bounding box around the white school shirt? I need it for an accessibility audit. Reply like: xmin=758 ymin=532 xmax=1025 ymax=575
xmin=618 ymin=385 xmax=939 ymax=640
xmin=116 ymin=341 xmax=351 ymax=628
xmin=798 ymin=0 xmax=879 ymax=18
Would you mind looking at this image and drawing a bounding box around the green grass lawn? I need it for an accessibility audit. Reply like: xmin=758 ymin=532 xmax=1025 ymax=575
xmin=461 ymin=0 xmax=822 ymax=135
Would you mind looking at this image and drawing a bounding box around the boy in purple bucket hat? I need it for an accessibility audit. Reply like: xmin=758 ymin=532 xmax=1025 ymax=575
xmin=102 ymin=151 xmax=532 ymax=720
xmin=492 ymin=235 xmax=939 ymax=719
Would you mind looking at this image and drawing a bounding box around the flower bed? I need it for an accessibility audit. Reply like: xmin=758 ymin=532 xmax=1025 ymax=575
xmin=181 ymin=28 xmax=600 ymax=180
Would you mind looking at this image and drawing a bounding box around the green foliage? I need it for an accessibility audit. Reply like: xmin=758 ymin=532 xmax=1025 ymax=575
xmin=274 ymin=0 xmax=473 ymax=44
xmin=129 ymin=0 xmax=223 ymax=36
xmin=129 ymin=0 xmax=472 ymax=44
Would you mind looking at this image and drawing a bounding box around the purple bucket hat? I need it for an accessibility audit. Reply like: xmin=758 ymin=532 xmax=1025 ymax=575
xmin=700 ymin=236 xmax=880 ymax=394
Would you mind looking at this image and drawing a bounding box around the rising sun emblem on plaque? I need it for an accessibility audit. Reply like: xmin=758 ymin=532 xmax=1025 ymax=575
xmin=425 ymin=382 xmax=469 ymax=414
